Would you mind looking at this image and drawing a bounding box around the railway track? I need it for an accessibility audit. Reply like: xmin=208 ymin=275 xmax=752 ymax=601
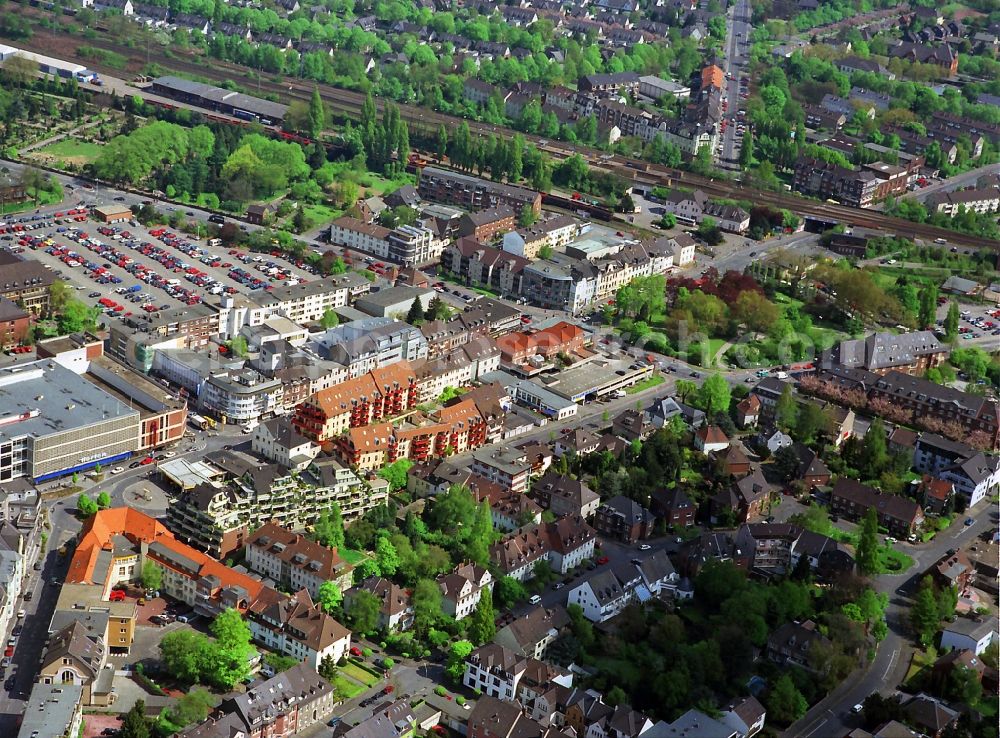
xmin=11 ymin=27 xmax=1000 ymax=250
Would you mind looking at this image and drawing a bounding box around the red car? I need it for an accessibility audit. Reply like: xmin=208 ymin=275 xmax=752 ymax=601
xmin=3 ymin=647 xmax=13 ymax=658
xmin=109 ymin=590 xmax=127 ymax=602
xmin=139 ymin=456 xmax=155 ymax=466
xmin=596 ymin=556 xmax=609 ymax=565
xmin=350 ymin=646 xmax=362 ymax=657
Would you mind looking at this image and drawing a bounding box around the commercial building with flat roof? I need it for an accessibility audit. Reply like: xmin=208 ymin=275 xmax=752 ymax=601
xmin=16 ymin=684 xmax=84 ymax=738
xmin=418 ymin=166 xmax=542 ymax=217
xmin=0 ymin=360 xmax=140 ymax=483
xmin=539 ymin=359 xmax=653 ymax=403
xmin=151 ymin=75 xmax=288 ymax=123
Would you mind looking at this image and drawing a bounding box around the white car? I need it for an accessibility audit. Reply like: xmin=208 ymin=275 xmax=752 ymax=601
xmin=639 ymin=544 xmax=652 ymax=551
xmin=163 ymin=451 xmax=176 ymax=458
xmin=110 ymin=467 xmax=125 ymax=475
xmin=851 ymin=703 xmax=864 ymax=714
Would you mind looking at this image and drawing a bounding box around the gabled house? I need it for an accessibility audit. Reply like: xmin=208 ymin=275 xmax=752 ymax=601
xmin=766 ymin=620 xmax=830 ymax=672
xmin=494 ymin=605 xmax=570 ymax=660
xmin=346 ymin=576 xmax=413 ymax=632
xmin=650 ymin=487 xmax=696 ymax=528
xmin=830 ymin=478 xmax=924 ymax=538
xmin=695 ymin=425 xmax=729 ymax=454
xmin=532 ymin=472 xmax=601 ymax=519
xmin=438 ymin=563 xmax=494 ymax=620
xmin=719 ymin=696 xmax=766 ymax=738
xmin=592 ymin=496 xmax=655 ymax=543
xmin=735 ymin=395 xmax=761 ymax=429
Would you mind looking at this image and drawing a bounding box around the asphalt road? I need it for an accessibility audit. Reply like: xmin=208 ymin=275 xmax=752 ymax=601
xmin=718 ymin=0 xmax=752 ymax=169
xmin=782 ymin=509 xmax=999 ymax=738
xmin=902 ymin=162 xmax=1000 ymax=202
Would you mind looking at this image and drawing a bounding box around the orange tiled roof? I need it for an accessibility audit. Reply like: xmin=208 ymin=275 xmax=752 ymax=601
xmin=701 ymin=64 xmax=724 ymax=90
xmin=67 ymin=508 xmax=172 ymax=584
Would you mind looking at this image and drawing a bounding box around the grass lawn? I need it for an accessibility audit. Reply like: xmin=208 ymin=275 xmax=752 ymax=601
xmin=877 ymin=545 xmax=914 ymax=574
xmin=32 ymin=138 xmax=103 ymax=166
xmin=302 ymin=203 xmax=341 ymax=226
xmin=332 ymin=675 xmax=365 ymax=698
xmin=904 ymin=647 xmax=936 ymax=686
xmin=354 ymin=171 xmax=415 ymax=195
xmin=626 ymin=374 xmax=666 ymax=394
xmin=703 ymin=337 xmax=728 ymax=365
xmin=340 ymin=548 xmax=368 ymax=565
xmin=340 ymin=662 xmax=380 ymax=686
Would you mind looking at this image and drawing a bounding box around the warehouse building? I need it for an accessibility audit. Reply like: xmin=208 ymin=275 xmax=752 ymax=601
xmin=150 ymin=75 xmax=288 ymax=124
xmin=0 ymin=44 xmax=96 ymax=81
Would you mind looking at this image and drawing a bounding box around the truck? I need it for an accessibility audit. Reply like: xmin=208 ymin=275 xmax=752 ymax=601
xmin=188 ymin=413 xmax=215 ymax=430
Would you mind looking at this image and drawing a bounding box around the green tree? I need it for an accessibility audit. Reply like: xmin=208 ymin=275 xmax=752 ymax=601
xmin=141 ymin=560 xmax=162 ymax=591
xmin=228 ymin=335 xmax=248 ymax=358
xmin=944 ymin=301 xmax=960 ymax=341
xmin=379 ymin=459 xmax=413 ymax=491
xmin=308 ymin=86 xmax=326 ymax=138
xmin=446 ymin=640 xmax=474 ymax=683
xmin=413 ymin=577 xmax=443 ymax=635
xmin=159 ymin=630 xmax=211 ymax=685
xmin=319 ymin=654 xmax=338 ymax=681
xmin=859 ymin=418 xmax=888 ymax=479
xmin=313 ymin=504 xmax=345 ymax=549
xmin=775 ymin=385 xmax=798 ymax=431
xmin=320 ymin=308 xmax=340 ymax=329
xmin=946 ymin=665 xmax=983 ymax=705
xmin=209 ymin=608 xmax=254 ymax=688
xmin=910 ymin=576 xmax=941 ymax=646
xmin=346 ymin=590 xmax=380 ymax=634
xmin=466 ymin=502 xmax=495 ymax=566
xmin=494 ymin=576 xmax=528 ymax=608
xmin=165 ymin=689 xmax=215 ymax=729
xmin=120 ymin=700 xmax=151 ymax=738
xmin=856 ymin=508 xmax=880 ymax=576
xmin=317 ymin=580 xmax=342 ymax=614
xmin=95 ymin=491 xmax=112 ymax=509
xmin=675 ymin=379 xmax=698 ymax=402
xmin=917 ymin=285 xmax=938 ymax=329
xmin=406 ymin=297 xmax=425 ymax=324
xmin=739 ymin=129 xmax=754 ymax=170
xmin=467 ymin=588 xmax=496 ymax=645
xmin=76 ymin=494 xmax=98 ymax=517
xmin=698 ymin=374 xmax=732 ymax=417
xmin=767 ymin=675 xmax=808 ymax=724
xmin=375 ymin=536 xmax=400 ymax=576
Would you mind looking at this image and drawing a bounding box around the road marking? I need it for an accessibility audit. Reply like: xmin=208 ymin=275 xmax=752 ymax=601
xmin=883 ymin=649 xmax=899 ymax=680
xmin=802 ymin=710 xmax=834 ymax=738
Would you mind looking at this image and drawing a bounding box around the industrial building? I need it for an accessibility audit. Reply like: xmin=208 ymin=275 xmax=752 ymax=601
xmin=150 ymin=75 xmax=288 ymax=124
xmin=0 ymin=44 xmax=95 ymax=81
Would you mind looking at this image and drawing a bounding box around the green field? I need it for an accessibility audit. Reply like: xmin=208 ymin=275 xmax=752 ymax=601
xmin=332 ymin=675 xmax=364 ymax=698
xmin=33 ymin=138 xmax=103 ymax=166
xmin=626 ymin=374 xmax=666 ymax=394
xmin=340 ymin=548 xmax=368 ymax=565
xmin=340 ymin=662 xmax=380 ymax=686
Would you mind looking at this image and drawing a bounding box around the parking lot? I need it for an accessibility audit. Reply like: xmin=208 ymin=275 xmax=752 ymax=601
xmin=6 ymin=209 xmax=323 ymax=322
xmin=935 ymin=300 xmax=1000 ymax=342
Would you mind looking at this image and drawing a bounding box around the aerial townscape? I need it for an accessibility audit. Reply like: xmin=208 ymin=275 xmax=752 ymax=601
xmin=0 ymin=0 xmax=998 ymax=737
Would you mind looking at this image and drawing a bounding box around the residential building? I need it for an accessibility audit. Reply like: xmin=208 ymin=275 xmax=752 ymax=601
xmin=166 ymin=451 xmax=386 ymax=558
xmin=441 ymin=239 xmax=529 ymax=298
xmin=638 ymin=74 xmax=691 ymax=100
xmin=927 ymin=187 xmax=1000 ymax=216
xmin=345 ymin=577 xmax=413 ymax=632
xmin=37 ymin=621 xmax=113 ymax=707
xmin=310 ymin=318 xmax=428 ymax=378
xmin=251 ymin=417 xmax=320 ymax=471
xmin=0 ymin=298 xmax=30 ymax=349
xmin=654 ymin=710 xmax=737 ymax=738
xmin=766 ymin=620 xmax=830 ymax=671
xmin=592 ymin=496 xmax=655 ymax=543
xmin=501 ymin=215 xmax=580 ymax=260
xmin=458 ymin=208 xmax=517 ymax=243
xmin=830 ymin=478 xmax=924 ymax=538
xmin=719 ymin=697 xmax=766 ymax=738
xmin=292 ymin=363 xmax=419 ymax=442
xmin=567 ymin=553 xmax=678 ymax=622
xmin=328 ymin=217 xmax=392 ymax=258
xmin=695 ymin=425 xmax=730 ymax=454
xmin=418 ymin=167 xmax=542 ymax=217
xmin=940 ymin=618 xmax=997 ymax=655
xmin=472 ymin=446 xmax=532 ymax=494
xmin=16 ymin=685 xmax=84 ymax=738
xmin=496 ymin=322 xmax=586 ymax=373
xmin=650 ymin=488 xmax=696 ymax=528
xmin=438 ymin=563 xmax=493 ymax=620
xmin=490 ymin=516 xmax=597 ymax=581
xmin=532 ymin=472 xmax=601 ymax=519
xmin=245 ymin=523 xmax=354 ymax=598
xmin=181 ymin=664 xmax=336 ymax=738
xmin=494 ymin=605 xmax=570 ymax=659
xmin=463 ymin=644 xmax=572 ymax=701
xmin=926 ymin=549 xmax=975 ymax=593
xmin=828 ymin=331 xmax=946 ymax=375
xmin=711 ymin=469 xmax=772 ymax=524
